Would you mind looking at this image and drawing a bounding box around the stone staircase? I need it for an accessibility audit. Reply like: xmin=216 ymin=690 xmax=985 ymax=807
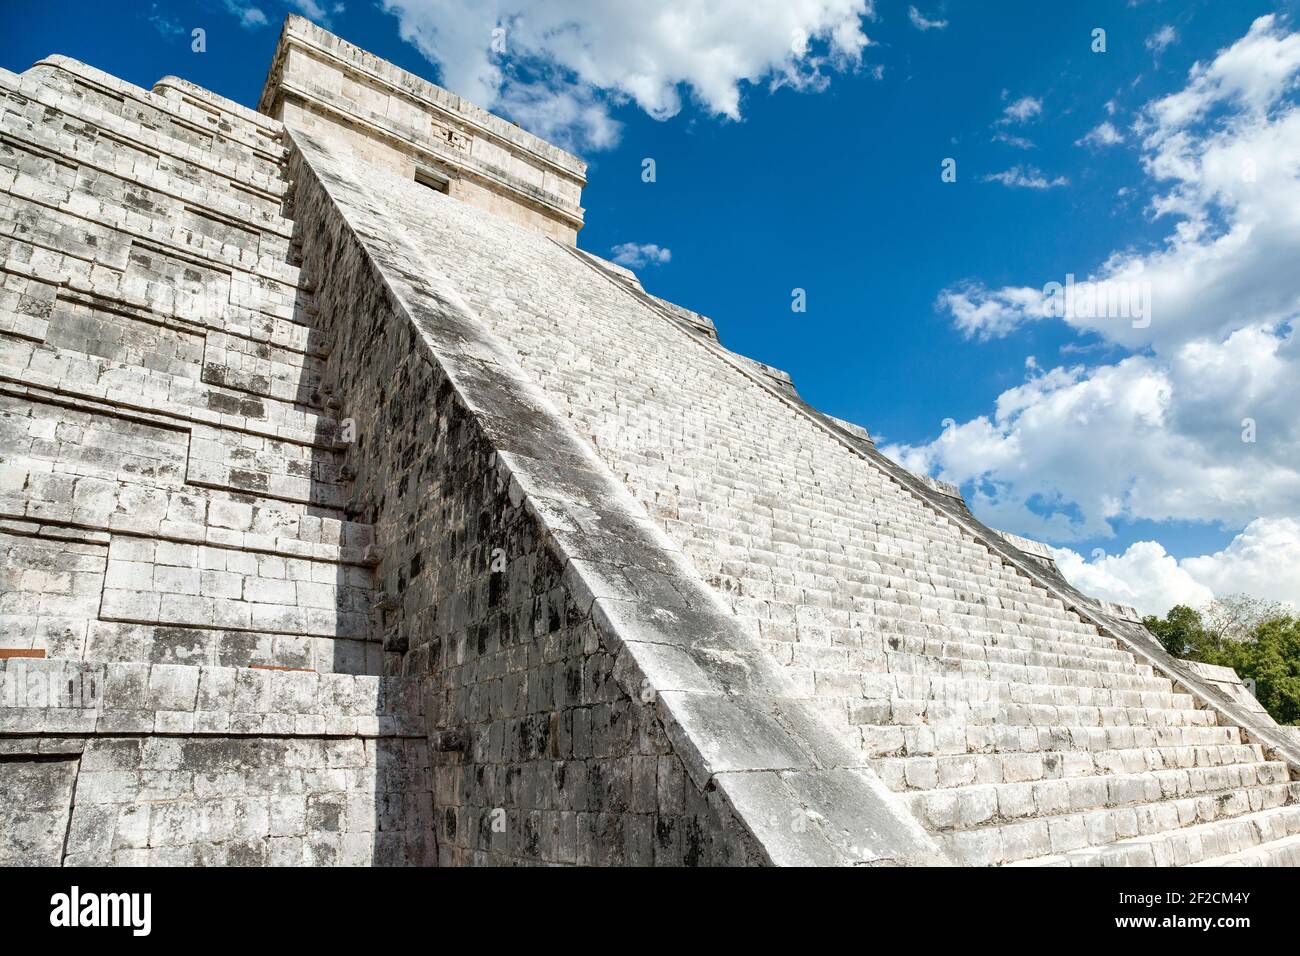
xmin=3 ymin=27 xmax=1294 ymax=866
xmin=0 ymin=56 xmax=373 ymax=668
xmin=0 ymin=56 xmax=430 ymax=865
xmin=358 ymin=162 xmax=1300 ymax=866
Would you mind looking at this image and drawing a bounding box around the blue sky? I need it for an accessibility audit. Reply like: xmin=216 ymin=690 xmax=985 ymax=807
xmin=4 ymin=1 xmax=1299 ymax=612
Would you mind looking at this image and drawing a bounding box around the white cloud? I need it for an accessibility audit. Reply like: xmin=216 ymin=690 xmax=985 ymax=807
xmin=288 ymin=0 xmax=329 ymax=18
xmin=223 ymin=1 xmax=269 ymax=27
xmin=930 ymin=16 xmax=1300 ymax=347
xmin=1180 ymin=517 xmax=1300 ymax=607
xmin=908 ymin=6 xmax=947 ymax=31
xmin=221 ymin=1 xmax=339 ymax=29
xmin=896 ymin=8 xmax=1300 ymax=603
xmin=938 ymin=285 xmax=1046 ymax=339
xmin=147 ymin=4 xmax=185 ymax=37
xmin=982 ymin=165 xmax=1068 ymax=189
xmin=496 ymin=78 xmax=622 ymax=152
xmin=993 ymin=131 xmax=1035 ymax=149
xmin=1076 ymin=120 xmax=1124 ymax=148
xmin=1052 ymin=517 xmax=1300 ymax=615
xmin=999 ymin=95 xmax=1042 ymax=124
xmin=1145 ymin=15 xmax=1300 ymax=134
xmin=1053 ymin=540 xmax=1214 ymax=615
xmin=1146 ymin=25 xmax=1178 ymax=56
xmin=381 ymin=0 xmax=875 ymax=150
xmin=610 ymin=242 xmax=672 ymax=268
xmin=883 ymin=321 xmax=1300 ymax=544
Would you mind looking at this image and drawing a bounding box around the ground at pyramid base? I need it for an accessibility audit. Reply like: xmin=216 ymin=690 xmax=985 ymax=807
xmin=1 ymin=15 xmax=1298 ymax=867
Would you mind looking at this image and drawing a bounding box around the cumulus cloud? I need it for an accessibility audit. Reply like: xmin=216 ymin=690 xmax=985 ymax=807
xmin=381 ymin=0 xmax=875 ymax=150
xmin=610 ymin=242 xmax=672 ymax=268
xmin=938 ymin=15 xmax=1300 ymax=351
xmin=982 ymin=165 xmax=1069 ymax=189
xmin=1180 ymin=517 xmax=1300 ymax=606
xmin=496 ymin=78 xmax=622 ymax=151
xmin=1052 ymin=540 xmax=1214 ymax=615
xmin=1053 ymin=517 xmax=1300 ymax=615
xmin=1076 ymin=120 xmax=1124 ymax=148
xmin=908 ymin=6 xmax=947 ymax=31
xmin=894 ymin=20 xmax=1300 ymax=608
xmin=884 ymin=322 xmax=1300 ymax=544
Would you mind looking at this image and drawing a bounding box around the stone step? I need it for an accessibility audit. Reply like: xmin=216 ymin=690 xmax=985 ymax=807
xmin=845 ymin=720 xmax=1239 ymax=759
xmin=937 ymin=779 xmax=1299 ymax=866
xmin=702 ymin=527 xmax=1109 ymax=646
xmin=876 ymin=742 xmax=1266 ymax=791
xmin=851 ymin=667 xmax=1183 ymax=712
xmin=759 ymin=613 xmax=1128 ymax=665
xmin=909 ymin=762 xmax=1291 ymax=833
xmin=22 ymin=66 xmax=285 ymax=172
xmin=741 ymin=522 xmax=1003 ymax=567
xmin=0 ymin=109 xmax=289 ymax=222
xmin=6 ymin=109 xmax=283 ymax=205
xmin=874 ymin=616 xmax=1121 ymax=651
xmin=852 ymin=710 xmax=1221 ymax=757
xmin=833 ymin=698 xmax=1217 ymax=753
xmin=793 ymin=550 xmax=1082 ymax=606
xmin=732 ymin=567 xmax=1080 ymax=629
xmin=768 ymin=496 xmax=977 ymax=543
xmin=878 ymin=649 xmax=1172 ymax=696
xmin=878 ymin=632 xmax=1146 ymax=677
xmin=805 ymin=669 xmax=1189 ymax=711
xmin=1190 ymin=830 xmax=1300 ymax=867
xmin=759 ymin=542 xmax=1072 ymax=610
xmin=703 ymin=511 xmax=1044 ymax=586
xmin=866 ymin=592 xmax=1103 ymax=638
xmin=745 ymin=603 xmax=1106 ymax=651
xmin=895 ymin=623 xmax=1132 ymax=661
xmin=1025 ymin=802 xmax=1300 ymax=867
xmin=762 ymin=628 xmax=1141 ymax=678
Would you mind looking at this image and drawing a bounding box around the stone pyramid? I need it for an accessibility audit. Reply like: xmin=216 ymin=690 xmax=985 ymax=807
xmin=2 ymin=16 xmax=1297 ymax=866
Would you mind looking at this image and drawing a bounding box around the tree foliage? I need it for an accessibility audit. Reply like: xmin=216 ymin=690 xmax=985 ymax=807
xmin=1142 ymin=596 xmax=1300 ymax=726
xmin=1144 ymin=603 xmax=1205 ymax=657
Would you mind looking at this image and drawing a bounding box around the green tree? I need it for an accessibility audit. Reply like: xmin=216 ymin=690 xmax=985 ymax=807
xmin=1142 ymin=601 xmax=1300 ymax=726
xmin=1195 ymin=617 xmax=1300 ymax=726
xmin=1142 ymin=604 xmax=1206 ymax=657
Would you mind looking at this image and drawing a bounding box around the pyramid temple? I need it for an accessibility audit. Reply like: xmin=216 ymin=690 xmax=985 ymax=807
xmin=2 ymin=16 xmax=1298 ymax=867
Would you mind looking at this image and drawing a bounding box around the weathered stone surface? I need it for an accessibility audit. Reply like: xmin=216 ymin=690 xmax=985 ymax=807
xmin=2 ymin=16 xmax=1296 ymax=868
xmin=259 ymin=16 xmax=585 ymax=244
xmin=0 ymin=43 xmax=428 ymax=867
xmin=0 ymin=758 xmax=78 ymax=865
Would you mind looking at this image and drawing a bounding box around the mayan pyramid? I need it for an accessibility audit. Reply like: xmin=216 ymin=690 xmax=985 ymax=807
xmin=2 ymin=15 xmax=1298 ymax=867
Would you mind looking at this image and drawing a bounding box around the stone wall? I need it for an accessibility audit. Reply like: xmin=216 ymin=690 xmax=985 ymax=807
xmin=281 ymin=76 xmax=1300 ymax=867
xmin=0 ymin=754 xmax=77 ymax=865
xmin=1 ymin=657 xmax=428 ymax=865
xmin=0 ymin=42 xmax=935 ymax=869
xmin=288 ymin=124 xmax=942 ymax=867
xmin=259 ymin=15 xmax=586 ymax=244
xmin=288 ymin=132 xmax=768 ymax=866
xmin=0 ymin=54 xmax=431 ymax=866
xmin=7 ymin=17 xmax=1295 ymax=869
